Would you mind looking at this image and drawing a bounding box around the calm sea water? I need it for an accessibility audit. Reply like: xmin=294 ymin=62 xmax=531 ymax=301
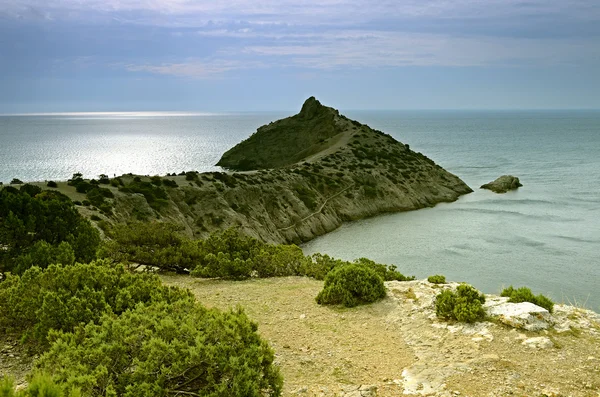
xmin=1 ymin=110 xmax=599 ymax=310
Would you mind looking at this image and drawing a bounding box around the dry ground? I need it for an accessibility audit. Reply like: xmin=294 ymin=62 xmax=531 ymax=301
xmin=161 ymin=275 xmax=600 ymax=397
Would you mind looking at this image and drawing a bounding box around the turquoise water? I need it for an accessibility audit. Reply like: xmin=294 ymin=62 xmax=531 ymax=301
xmin=1 ymin=110 xmax=599 ymax=310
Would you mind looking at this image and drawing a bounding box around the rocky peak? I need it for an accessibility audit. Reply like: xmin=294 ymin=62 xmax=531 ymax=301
xmin=298 ymin=97 xmax=334 ymax=119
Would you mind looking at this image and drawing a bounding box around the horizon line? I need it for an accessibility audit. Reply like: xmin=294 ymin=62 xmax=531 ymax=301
xmin=2 ymin=108 xmax=600 ymax=116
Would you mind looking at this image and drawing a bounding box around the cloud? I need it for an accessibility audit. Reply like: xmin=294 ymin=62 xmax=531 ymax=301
xmin=3 ymin=0 xmax=599 ymax=27
xmin=3 ymin=0 xmax=599 ymax=79
xmin=124 ymin=59 xmax=264 ymax=78
xmin=121 ymin=30 xmax=600 ymax=78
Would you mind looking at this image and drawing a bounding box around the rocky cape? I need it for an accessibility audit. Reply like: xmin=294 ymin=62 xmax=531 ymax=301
xmin=49 ymin=97 xmax=473 ymax=244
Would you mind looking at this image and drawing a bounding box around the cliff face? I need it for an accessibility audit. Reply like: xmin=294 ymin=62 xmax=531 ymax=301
xmin=92 ymin=98 xmax=473 ymax=244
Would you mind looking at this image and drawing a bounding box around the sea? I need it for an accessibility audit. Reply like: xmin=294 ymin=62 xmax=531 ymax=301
xmin=1 ymin=110 xmax=599 ymax=310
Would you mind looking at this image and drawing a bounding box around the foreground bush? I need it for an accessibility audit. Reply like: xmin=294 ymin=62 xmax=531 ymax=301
xmin=0 ymin=374 xmax=80 ymax=397
xmin=36 ymin=300 xmax=282 ymax=397
xmin=435 ymin=284 xmax=486 ymax=323
xmin=428 ymin=275 xmax=446 ymax=284
xmin=0 ymin=261 xmax=190 ymax=346
xmin=316 ymin=264 xmax=386 ymax=307
xmin=99 ymin=222 xmax=202 ymax=273
xmin=500 ymin=286 xmax=554 ymax=313
xmin=0 ymin=188 xmax=100 ymax=273
xmin=303 ymin=254 xmax=414 ymax=282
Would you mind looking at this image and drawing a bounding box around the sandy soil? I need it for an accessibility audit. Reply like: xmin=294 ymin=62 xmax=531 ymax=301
xmin=161 ymin=275 xmax=600 ymax=397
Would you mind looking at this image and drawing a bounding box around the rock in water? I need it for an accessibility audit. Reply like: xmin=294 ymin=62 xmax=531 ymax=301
xmin=480 ymin=175 xmax=522 ymax=193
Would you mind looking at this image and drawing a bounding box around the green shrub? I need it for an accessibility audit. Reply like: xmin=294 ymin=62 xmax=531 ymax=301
xmin=118 ymin=181 xmax=169 ymax=211
xmin=46 ymin=181 xmax=58 ymax=188
xmin=0 ymin=374 xmax=81 ymax=397
xmin=500 ymin=286 xmax=554 ymax=313
xmin=98 ymin=174 xmax=110 ymax=185
xmin=99 ymin=222 xmax=202 ymax=274
xmin=162 ymin=179 xmax=178 ymax=188
xmin=0 ymin=261 xmax=191 ymax=346
xmin=435 ymin=284 xmax=486 ymax=323
xmin=35 ymin=301 xmax=282 ymax=397
xmin=354 ymin=257 xmax=414 ymax=281
xmin=10 ymin=178 xmax=23 ymax=185
xmin=19 ymin=184 xmax=42 ymax=196
xmin=300 ymin=255 xmax=413 ymax=282
xmin=185 ymin=171 xmax=198 ymax=181
xmin=428 ymin=275 xmax=446 ymax=284
xmin=316 ymin=264 xmax=386 ymax=307
xmin=0 ymin=188 xmax=100 ymax=273
xmin=150 ymin=175 xmax=162 ymax=186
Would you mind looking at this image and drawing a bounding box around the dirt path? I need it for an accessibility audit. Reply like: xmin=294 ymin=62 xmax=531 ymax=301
xmin=277 ymin=183 xmax=355 ymax=232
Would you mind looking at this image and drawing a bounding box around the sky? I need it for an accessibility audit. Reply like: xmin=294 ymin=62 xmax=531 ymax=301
xmin=1 ymin=0 xmax=599 ymax=112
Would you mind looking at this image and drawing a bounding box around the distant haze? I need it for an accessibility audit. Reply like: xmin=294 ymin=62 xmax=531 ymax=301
xmin=1 ymin=0 xmax=599 ymax=113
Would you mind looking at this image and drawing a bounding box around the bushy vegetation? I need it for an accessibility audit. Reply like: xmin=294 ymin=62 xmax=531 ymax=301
xmin=217 ymin=97 xmax=343 ymax=170
xmin=192 ymin=228 xmax=308 ymax=279
xmin=36 ymin=300 xmax=282 ymax=397
xmin=0 ymin=262 xmax=281 ymax=397
xmin=0 ymin=373 xmax=81 ymax=397
xmin=428 ymin=274 xmax=446 ymax=284
xmin=46 ymin=181 xmax=58 ymax=188
xmin=0 ymin=261 xmax=190 ymax=346
xmin=0 ymin=186 xmax=100 ymax=274
xmin=162 ymin=178 xmax=178 ymax=188
xmin=119 ymin=179 xmax=169 ymax=211
xmin=435 ymin=284 xmax=486 ymax=323
xmin=99 ymin=222 xmax=202 ymax=273
xmin=316 ymin=264 xmax=386 ymax=307
xmin=500 ymin=286 xmax=554 ymax=313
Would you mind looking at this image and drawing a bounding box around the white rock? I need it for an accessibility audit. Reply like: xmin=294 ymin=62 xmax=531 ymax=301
xmin=522 ymin=336 xmax=553 ymax=349
xmin=485 ymin=301 xmax=552 ymax=331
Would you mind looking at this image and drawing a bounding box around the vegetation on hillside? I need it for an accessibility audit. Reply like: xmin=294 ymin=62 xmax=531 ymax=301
xmin=315 ymin=263 xmax=387 ymax=307
xmin=217 ymin=97 xmax=344 ymax=170
xmin=500 ymin=285 xmax=554 ymax=313
xmin=435 ymin=284 xmax=486 ymax=323
xmin=0 ymin=185 xmax=100 ymax=274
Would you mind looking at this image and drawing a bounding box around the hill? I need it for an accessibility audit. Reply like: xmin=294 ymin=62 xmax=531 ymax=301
xmin=217 ymin=97 xmax=344 ymax=170
xmin=21 ymin=97 xmax=473 ymax=244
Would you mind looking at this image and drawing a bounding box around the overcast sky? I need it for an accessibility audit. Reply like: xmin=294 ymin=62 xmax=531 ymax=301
xmin=1 ymin=0 xmax=599 ymax=112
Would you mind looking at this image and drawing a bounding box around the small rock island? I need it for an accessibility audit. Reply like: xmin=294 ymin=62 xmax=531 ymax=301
xmin=480 ymin=175 xmax=522 ymax=193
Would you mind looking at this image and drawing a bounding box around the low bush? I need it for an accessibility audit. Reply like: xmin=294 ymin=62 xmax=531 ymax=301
xmin=46 ymin=181 xmax=58 ymax=188
xmin=162 ymin=179 xmax=178 ymax=188
xmin=150 ymin=175 xmax=162 ymax=186
xmin=118 ymin=181 xmax=169 ymax=211
xmin=500 ymin=286 xmax=554 ymax=313
xmin=354 ymin=257 xmax=414 ymax=281
xmin=435 ymin=284 xmax=486 ymax=323
xmin=10 ymin=178 xmax=23 ymax=185
xmin=428 ymin=274 xmax=446 ymax=284
xmin=99 ymin=222 xmax=202 ymax=274
xmin=98 ymin=174 xmax=110 ymax=185
xmin=0 ymin=261 xmax=191 ymax=346
xmin=35 ymin=301 xmax=282 ymax=397
xmin=0 ymin=373 xmax=81 ymax=397
xmin=316 ymin=264 xmax=386 ymax=307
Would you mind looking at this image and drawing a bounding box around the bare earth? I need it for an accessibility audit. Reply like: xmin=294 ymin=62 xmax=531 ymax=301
xmin=161 ymin=275 xmax=600 ymax=397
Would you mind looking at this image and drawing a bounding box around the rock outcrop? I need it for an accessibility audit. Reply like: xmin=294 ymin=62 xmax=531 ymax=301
xmin=480 ymin=175 xmax=522 ymax=193
xmin=484 ymin=296 xmax=552 ymax=331
xmin=70 ymin=97 xmax=473 ymax=244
